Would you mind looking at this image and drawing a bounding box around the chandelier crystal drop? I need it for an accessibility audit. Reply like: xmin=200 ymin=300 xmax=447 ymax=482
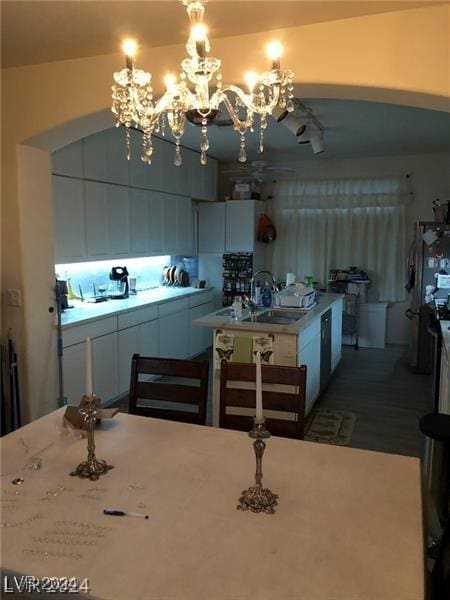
xmin=111 ymin=0 xmax=294 ymax=166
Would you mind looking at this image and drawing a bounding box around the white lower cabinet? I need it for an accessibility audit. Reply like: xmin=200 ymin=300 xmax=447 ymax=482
xmin=189 ymin=302 xmax=213 ymax=356
xmin=92 ymin=333 xmax=118 ymax=401
xmin=63 ymin=332 xmax=118 ymax=404
xmin=62 ymin=342 xmax=86 ymax=404
xmin=117 ymin=320 xmax=159 ymax=393
xmin=158 ymin=310 xmax=190 ymax=359
xmin=331 ymin=298 xmax=343 ymax=370
xmin=299 ymin=335 xmax=321 ymax=415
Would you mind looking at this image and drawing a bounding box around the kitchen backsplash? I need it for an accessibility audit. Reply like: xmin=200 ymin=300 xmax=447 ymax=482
xmin=55 ymin=256 xmax=171 ymax=297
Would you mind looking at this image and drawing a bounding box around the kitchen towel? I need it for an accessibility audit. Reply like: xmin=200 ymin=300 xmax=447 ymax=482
xmin=233 ymin=336 xmax=253 ymax=363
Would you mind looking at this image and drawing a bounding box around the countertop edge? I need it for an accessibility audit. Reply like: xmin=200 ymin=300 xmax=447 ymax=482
xmin=60 ymin=287 xmax=214 ymax=329
xmin=193 ymin=294 xmax=344 ymax=335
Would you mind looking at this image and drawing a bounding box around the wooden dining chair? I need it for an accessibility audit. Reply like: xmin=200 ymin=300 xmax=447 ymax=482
xmin=219 ymin=360 xmax=307 ymax=439
xmin=129 ymin=354 xmax=209 ymax=425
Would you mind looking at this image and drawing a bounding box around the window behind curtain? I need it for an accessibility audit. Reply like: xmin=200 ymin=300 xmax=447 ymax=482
xmin=271 ymin=177 xmax=407 ymax=302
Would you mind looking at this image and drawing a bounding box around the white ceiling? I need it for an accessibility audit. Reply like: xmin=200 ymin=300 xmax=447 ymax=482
xmin=175 ymin=98 xmax=450 ymax=162
xmin=1 ymin=0 xmax=443 ymax=68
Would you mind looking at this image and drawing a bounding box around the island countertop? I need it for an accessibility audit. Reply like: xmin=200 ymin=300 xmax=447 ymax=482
xmin=193 ymin=293 xmax=343 ymax=335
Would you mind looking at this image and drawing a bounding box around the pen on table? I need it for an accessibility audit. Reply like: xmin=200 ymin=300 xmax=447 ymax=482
xmin=79 ymin=284 xmax=84 ymax=302
xmin=103 ymin=509 xmax=149 ymax=519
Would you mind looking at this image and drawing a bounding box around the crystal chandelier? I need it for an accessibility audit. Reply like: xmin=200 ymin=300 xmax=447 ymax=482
xmin=111 ymin=0 xmax=294 ymax=167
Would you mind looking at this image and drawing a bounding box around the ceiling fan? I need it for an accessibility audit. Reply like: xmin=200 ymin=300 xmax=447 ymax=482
xmin=222 ymin=160 xmax=296 ymax=182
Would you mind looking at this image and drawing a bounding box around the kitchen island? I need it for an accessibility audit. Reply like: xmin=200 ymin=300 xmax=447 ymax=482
xmin=194 ymin=293 xmax=343 ymax=426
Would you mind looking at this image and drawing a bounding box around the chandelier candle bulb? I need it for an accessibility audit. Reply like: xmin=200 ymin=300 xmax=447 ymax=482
xmin=266 ymin=41 xmax=283 ymax=70
xmin=122 ymin=38 xmax=137 ymax=71
xmin=85 ymin=337 xmax=93 ymax=397
xmin=255 ymin=351 xmax=263 ymax=422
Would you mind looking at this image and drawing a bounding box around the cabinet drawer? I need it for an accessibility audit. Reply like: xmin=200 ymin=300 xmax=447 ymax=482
xmin=158 ymin=297 xmax=189 ymax=318
xmin=189 ymin=290 xmax=213 ymax=308
xmin=118 ymin=305 xmax=158 ymax=330
xmin=62 ymin=316 xmax=117 ymax=348
xmin=298 ymin=319 xmax=320 ymax=350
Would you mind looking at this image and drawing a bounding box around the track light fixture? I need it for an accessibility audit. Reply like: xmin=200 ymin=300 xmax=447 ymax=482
xmin=273 ymin=98 xmax=325 ymax=155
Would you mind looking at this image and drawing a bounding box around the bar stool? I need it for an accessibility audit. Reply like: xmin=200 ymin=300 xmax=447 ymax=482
xmin=420 ymin=413 xmax=450 ymax=523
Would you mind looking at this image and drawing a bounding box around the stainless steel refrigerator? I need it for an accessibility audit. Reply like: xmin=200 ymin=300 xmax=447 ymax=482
xmin=408 ymin=221 xmax=450 ymax=372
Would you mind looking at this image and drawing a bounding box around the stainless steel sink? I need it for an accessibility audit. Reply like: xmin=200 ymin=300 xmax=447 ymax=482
xmin=242 ymin=309 xmax=306 ymax=325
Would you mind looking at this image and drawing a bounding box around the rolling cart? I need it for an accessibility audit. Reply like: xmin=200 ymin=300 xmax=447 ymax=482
xmin=327 ymin=279 xmax=365 ymax=350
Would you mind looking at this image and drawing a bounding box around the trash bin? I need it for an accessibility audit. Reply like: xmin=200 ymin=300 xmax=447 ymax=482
xmin=420 ymin=413 xmax=450 ymax=522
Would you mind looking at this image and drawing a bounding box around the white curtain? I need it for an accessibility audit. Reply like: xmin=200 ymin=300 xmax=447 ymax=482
xmin=271 ymin=177 xmax=408 ymax=302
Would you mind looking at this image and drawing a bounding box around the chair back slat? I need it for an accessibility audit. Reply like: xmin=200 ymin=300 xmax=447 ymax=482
xmin=129 ymin=354 xmax=209 ymax=425
xmin=135 ymin=381 xmax=202 ymax=405
xmin=220 ymin=360 xmax=306 ymax=439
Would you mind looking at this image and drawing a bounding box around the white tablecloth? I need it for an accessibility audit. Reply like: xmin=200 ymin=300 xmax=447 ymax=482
xmin=1 ymin=409 xmax=424 ymax=599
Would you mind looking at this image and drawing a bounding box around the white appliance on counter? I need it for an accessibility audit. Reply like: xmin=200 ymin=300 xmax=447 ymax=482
xmin=273 ymin=285 xmax=317 ymax=309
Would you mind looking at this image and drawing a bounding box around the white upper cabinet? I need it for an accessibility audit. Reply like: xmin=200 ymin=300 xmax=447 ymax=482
xmin=188 ymin=150 xmax=218 ymax=201
xmin=84 ymin=128 xmax=129 ymax=186
xmin=225 ymin=200 xmax=264 ymax=252
xmin=161 ymin=193 xmax=179 ymax=254
xmin=52 ymin=140 xmax=84 ymax=178
xmin=198 ymin=201 xmax=225 ymax=253
xmin=129 ymin=130 xmax=164 ymax=191
xmin=163 ymin=141 xmax=189 ymax=196
xmin=53 ymin=176 xmax=86 ymax=263
xmin=85 ymin=181 xmax=130 ymax=259
xmin=148 ymin=191 xmax=164 ymax=254
xmin=130 ymin=188 xmax=149 ymax=256
xmin=176 ymin=195 xmax=194 ymax=255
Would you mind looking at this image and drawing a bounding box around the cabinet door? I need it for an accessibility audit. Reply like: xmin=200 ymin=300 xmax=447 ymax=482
xmin=158 ymin=311 xmax=189 ymax=359
xmin=85 ymin=181 xmax=109 ymax=258
xmin=130 ymin=189 xmax=149 ymax=256
xmin=148 ymin=191 xmax=164 ymax=254
xmin=225 ymin=200 xmax=256 ymax=252
xmin=52 ymin=140 xmax=84 ymax=178
xmin=118 ymin=326 xmax=139 ymax=394
xmin=53 ymin=176 xmax=86 ymax=262
xmin=189 ymin=302 xmax=213 ymax=356
xmin=107 ymin=184 xmax=130 ymax=258
xmin=331 ymin=299 xmax=343 ymax=371
xmin=198 ymin=202 xmax=225 ymax=253
xmin=205 ymin=158 xmax=218 ymax=201
xmin=161 ymin=193 xmax=179 ymax=254
xmin=129 ymin=130 xmax=164 ymax=191
xmin=63 ymin=342 xmax=86 ymax=404
xmin=163 ymin=140 xmax=189 ymax=195
xmin=176 ymin=196 xmax=193 ymax=255
xmin=92 ymin=333 xmax=118 ymax=402
xmin=83 ymin=128 xmax=129 ymax=186
xmin=85 ymin=182 xmax=130 ymax=259
xmin=140 ymin=320 xmax=159 ymax=356
xmin=439 ymin=350 xmax=450 ymax=414
xmin=299 ymin=335 xmax=321 ymax=414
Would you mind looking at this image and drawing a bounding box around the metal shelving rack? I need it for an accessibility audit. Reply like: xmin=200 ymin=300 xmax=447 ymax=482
xmin=327 ymin=279 xmax=364 ymax=350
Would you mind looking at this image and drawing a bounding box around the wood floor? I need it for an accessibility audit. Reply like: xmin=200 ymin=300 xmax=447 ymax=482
xmin=315 ymin=345 xmax=433 ymax=457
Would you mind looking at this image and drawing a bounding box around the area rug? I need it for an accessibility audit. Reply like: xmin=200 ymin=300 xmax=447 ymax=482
xmin=305 ymin=409 xmax=356 ymax=446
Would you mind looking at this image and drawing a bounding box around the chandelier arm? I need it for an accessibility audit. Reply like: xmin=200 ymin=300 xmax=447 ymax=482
xmin=221 ymin=94 xmax=252 ymax=131
xmin=221 ymin=83 xmax=281 ymax=116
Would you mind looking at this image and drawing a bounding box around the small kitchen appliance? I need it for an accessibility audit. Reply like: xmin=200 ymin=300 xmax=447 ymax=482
xmin=108 ymin=266 xmax=129 ymax=299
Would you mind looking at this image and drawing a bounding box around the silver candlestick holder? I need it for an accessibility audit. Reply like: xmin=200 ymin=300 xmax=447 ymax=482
xmin=237 ymin=417 xmax=278 ymax=514
xmin=70 ymin=395 xmax=114 ymax=481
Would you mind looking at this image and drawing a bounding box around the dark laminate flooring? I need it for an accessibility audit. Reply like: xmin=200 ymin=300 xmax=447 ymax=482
xmin=315 ymin=344 xmax=433 ymax=457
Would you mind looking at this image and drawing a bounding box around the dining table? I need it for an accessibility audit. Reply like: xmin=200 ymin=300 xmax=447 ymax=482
xmin=1 ymin=408 xmax=424 ymax=599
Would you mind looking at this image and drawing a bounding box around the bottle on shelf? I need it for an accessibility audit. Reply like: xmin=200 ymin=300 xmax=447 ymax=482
xmin=254 ymin=280 xmax=261 ymax=305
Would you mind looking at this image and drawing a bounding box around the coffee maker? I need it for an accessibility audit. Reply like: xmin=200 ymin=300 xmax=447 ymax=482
xmin=108 ymin=266 xmax=129 ymax=299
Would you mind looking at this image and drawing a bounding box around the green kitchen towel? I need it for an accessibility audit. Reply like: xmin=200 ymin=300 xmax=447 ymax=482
xmin=233 ymin=336 xmax=253 ymax=363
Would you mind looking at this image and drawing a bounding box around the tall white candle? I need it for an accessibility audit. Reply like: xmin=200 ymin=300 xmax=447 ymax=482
xmin=255 ymin=351 xmax=263 ymax=422
xmin=85 ymin=336 xmax=93 ymax=397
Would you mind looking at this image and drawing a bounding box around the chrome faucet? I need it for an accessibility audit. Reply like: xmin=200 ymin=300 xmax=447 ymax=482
xmin=250 ymin=270 xmax=279 ymax=303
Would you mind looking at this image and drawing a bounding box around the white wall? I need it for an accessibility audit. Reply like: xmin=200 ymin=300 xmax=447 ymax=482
xmin=257 ymin=152 xmax=450 ymax=344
